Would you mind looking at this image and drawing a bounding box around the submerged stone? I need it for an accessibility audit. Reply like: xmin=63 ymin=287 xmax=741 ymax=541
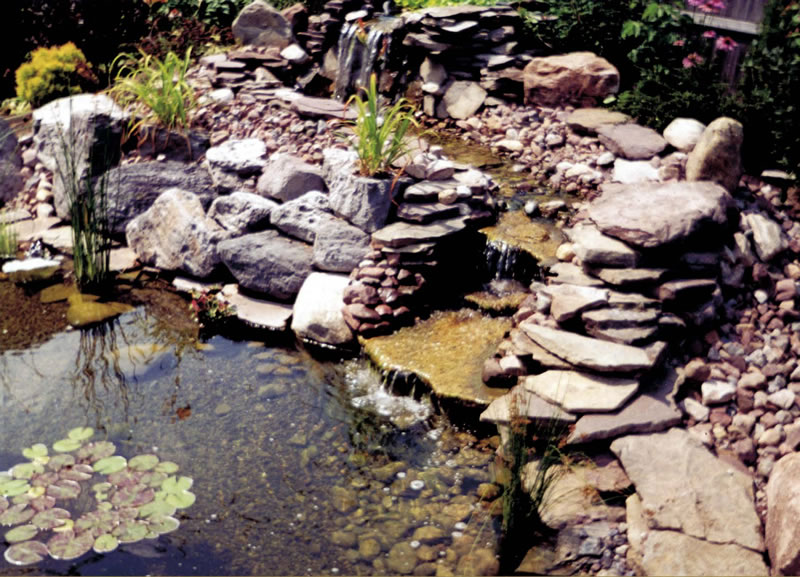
xmin=480 ymin=210 xmax=563 ymax=266
xmin=66 ymin=294 xmax=134 ymax=328
xmin=362 ymin=309 xmax=511 ymax=405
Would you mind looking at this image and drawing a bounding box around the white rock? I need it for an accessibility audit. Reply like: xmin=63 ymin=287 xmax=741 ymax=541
xmin=745 ymin=212 xmax=788 ymax=262
xmin=701 ymin=380 xmax=737 ymax=405
xmin=612 ymin=158 xmax=660 ymax=184
xmin=769 ymin=389 xmax=796 ymax=410
xmin=208 ymin=88 xmax=235 ymax=105
xmin=291 ymin=272 xmax=353 ymax=345
xmin=596 ymin=151 xmax=615 ymax=166
xmin=280 ymin=43 xmax=309 ymax=64
xmin=682 ymin=397 xmax=710 ymax=422
xmin=663 ymin=118 xmax=706 ymax=152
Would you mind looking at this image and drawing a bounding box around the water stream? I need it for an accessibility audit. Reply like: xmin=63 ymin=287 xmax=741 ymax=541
xmin=333 ymin=18 xmax=398 ymax=101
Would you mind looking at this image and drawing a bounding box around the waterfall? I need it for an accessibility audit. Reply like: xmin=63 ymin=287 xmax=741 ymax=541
xmin=483 ymin=240 xmax=541 ymax=284
xmin=333 ymin=18 xmax=395 ymax=101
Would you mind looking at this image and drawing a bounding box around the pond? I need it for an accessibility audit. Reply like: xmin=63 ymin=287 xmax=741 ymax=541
xmin=0 ymin=298 xmax=503 ymax=575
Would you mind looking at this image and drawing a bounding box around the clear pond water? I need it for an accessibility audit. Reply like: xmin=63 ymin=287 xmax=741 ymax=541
xmin=0 ymin=304 xmax=502 ymax=575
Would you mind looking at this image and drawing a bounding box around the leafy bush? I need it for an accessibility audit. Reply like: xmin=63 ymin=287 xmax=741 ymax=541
xmin=107 ymin=49 xmax=195 ymax=135
xmin=154 ymin=0 xmax=251 ymax=29
xmin=346 ymin=73 xmax=418 ymax=177
xmin=394 ymin=0 xmax=501 ymax=11
xmin=0 ymin=216 xmax=18 ymax=259
xmin=15 ymin=43 xmax=97 ymax=108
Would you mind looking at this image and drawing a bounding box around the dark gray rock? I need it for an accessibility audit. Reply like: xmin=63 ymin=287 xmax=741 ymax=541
xmin=217 ymin=230 xmax=312 ymax=300
xmin=312 ymin=217 xmax=371 ymax=272
xmin=103 ymin=161 xmax=216 ymax=236
xmin=0 ymin=118 xmax=23 ymax=206
xmin=208 ymin=191 xmax=277 ymax=235
xmin=125 ymin=188 xmax=225 ymax=278
xmin=33 ymin=94 xmax=128 ymax=218
xmin=232 ymin=0 xmax=294 ymax=49
xmin=256 ymin=152 xmax=326 ymax=202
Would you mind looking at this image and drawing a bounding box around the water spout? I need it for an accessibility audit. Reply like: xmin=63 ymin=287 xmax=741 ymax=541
xmin=333 ymin=22 xmax=360 ymax=101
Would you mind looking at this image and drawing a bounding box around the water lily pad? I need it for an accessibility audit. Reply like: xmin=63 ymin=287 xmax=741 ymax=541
xmin=47 ymin=454 xmax=76 ymax=471
xmin=93 ymin=456 xmax=127 ymax=475
xmin=147 ymin=515 xmax=180 ymax=535
xmin=0 ymin=496 xmax=7 ymax=513
xmin=140 ymin=471 xmax=167 ymax=489
xmin=27 ymin=486 xmax=46 ymax=498
xmin=165 ymin=490 xmax=195 ymax=509
xmin=75 ymin=510 xmax=116 ymax=537
xmin=97 ymin=501 xmax=113 ymax=512
xmin=111 ymin=485 xmax=154 ymax=508
xmin=68 ymin=427 xmax=94 ymax=442
xmin=52 ymin=439 xmax=82 ymax=453
xmin=3 ymin=540 xmax=49 ymax=565
xmin=60 ymin=465 xmax=93 ymax=482
xmin=30 ymin=495 xmax=56 ymax=512
xmin=108 ymin=469 xmax=142 ymax=488
xmin=32 ymin=507 xmax=70 ymax=529
xmin=52 ymin=518 xmax=74 ymax=533
xmin=92 ymin=482 xmax=112 ymax=493
xmin=22 ymin=444 xmax=49 ymax=461
xmin=0 ymin=478 xmax=30 ymax=497
xmin=48 ymin=530 xmax=94 ymax=560
xmin=93 ymin=533 xmax=119 ymax=554
xmin=161 ymin=476 xmax=193 ymax=494
xmin=11 ymin=462 xmax=44 ymax=480
xmin=154 ymin=461 xmax=179 ymax=475
xmin=128 ymin=454 xmax=159 ymax=472
xmin=0 ymin=503 xmax=34 ymax=526
xmin=46 ymin=479 xmax=81 ymax=500
xmin=76 ymin=441 xmax=116 ymax=463
xmin=137 ymin=496 xmax=176 ymax=519
xmin=4 ymin=524 xmax=38 ymax=543
xmin=113 ymin=520 xmax=149 ymax=544
xmin=31 ymin=471 xmax=59 ymax=487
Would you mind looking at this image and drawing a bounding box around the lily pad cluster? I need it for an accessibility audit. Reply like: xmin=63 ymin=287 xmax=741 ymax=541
xmin=1 ymin=427 xmax=195 ymax=566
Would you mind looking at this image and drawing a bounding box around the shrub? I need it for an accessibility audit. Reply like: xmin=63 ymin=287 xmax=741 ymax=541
xmin=107 ymin=49 xmax=195 ymax=136
xmin=15 ymin=43 xmax=97 ymax=108
xmin=157 ymin=0 xmax=252 ymax=28
xmin=0 ymin=216 xmax=18 ymax=259
xmin=346 ymin=73 xmax=417 ymax=177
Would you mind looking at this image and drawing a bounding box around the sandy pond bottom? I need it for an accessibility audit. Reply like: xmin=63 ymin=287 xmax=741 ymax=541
xmin=0 ymin=308 xmax=502 ymax=576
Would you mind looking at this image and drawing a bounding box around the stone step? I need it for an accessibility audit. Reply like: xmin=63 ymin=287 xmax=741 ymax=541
xmin=522 ymin=370 xmax=639 ymax=414
xmin=371 ymin=217 xmax=469 ymax=249
xmin=396 ymin=202 xmax=462 ymax=224
xmin=588 ymin=267 xmax=668 ymax=287
xmin=582 ymin=307 xmax=660 ymax=329
xmin=585 ymin=325 xmax=660 ymax=346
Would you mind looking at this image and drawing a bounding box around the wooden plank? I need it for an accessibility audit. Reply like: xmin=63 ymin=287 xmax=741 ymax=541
xmin=682 ymin=11 xmax=761 ymax=34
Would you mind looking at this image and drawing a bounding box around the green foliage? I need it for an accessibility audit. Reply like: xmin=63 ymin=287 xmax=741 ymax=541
xmin=15 ymin=43 xmax=97 ymax=108
xmin=189 ymin=289 xmax=236 ymax=328
xmin=728 ymin=0 xmax=800 ymax=175
xmin=346 ymin=74 xmax=418 ymax=177
xmin=108 ymin=49 xmax=195 ymax=135
xmin=0 ymin=215 xmax=19 ymax=259
xmin=155 ymin=0 xmax=251 ymax=28
xmin=393 ymin=0 xmax=502 ymax=11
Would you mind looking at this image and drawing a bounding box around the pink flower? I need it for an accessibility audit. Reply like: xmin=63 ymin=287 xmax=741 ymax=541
xmin=715 ymin=35 xmax=738 ymax=51
xmin=688 ymin=0 xmax=704 ymax=7
xmin=673 ymin=38 xmax=686 ymax=46
xmin=682 ymin=52 xmax=705 ymax=68
xmin=702 ymin=29 xmax=717 ymax=38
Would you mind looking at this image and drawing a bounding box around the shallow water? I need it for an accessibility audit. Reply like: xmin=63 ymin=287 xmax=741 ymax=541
xmin=0 ymin=306 xmax=502 ymax=576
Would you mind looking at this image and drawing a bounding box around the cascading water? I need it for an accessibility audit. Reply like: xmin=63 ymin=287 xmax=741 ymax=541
xmin=333 ymin=18 xmax=396 ymax=100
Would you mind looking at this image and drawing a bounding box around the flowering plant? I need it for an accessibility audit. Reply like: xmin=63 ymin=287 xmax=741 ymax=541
xmin=188 ymin=289 xmax=236 ymax=329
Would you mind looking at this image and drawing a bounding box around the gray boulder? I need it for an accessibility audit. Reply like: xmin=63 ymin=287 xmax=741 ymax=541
xmin=33 ymin=94 xmax=128 ymax=219
xmin=125 ymin=188 xmax=225 ymax=278
xmin=312 ymin=217 xmax=371 ymax=272
xmin=104 ymin=161 xmax=216 ymax=236
xmin=597 ymin=123 xmax=667 ymax=160
xmin=232 ymin=0 xmax=294 ymax=49
xmin=442 ymin=81 xmax=487 ymax=120
xmin=217 ymin=230 xmax=312 ymax=300
xmin=205 ymin=138 xmax=266 ymax=193
xmin=767 ymin=453 xmax=800 ymax=575
xmin=686 ymin=116 xmax=743 ymax=192
xmin=0 ymin=118 xmax=23 ymax=206
xmin=256 ymin=152 xmax=326 ymax=202
xmin=270 ymin=190 xmax=338 ymax=243
xmin=208 ymin=191 xmax=277 ymax=235
xmin=322 ymin=148 xmax=395 ymax=233
xmin=291 ymin=272 xmax=354 ymax=345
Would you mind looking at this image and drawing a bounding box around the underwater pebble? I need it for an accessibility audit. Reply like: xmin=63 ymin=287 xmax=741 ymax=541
xmin=409 ymin=480 xmax=425 ymax=491
xmin=214 ymin=402 xmax=232 ymax=416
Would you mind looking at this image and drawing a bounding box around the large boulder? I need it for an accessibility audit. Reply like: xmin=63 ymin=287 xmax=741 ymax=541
xmin=104 ymin=161 xmax=216 ymax=236
xmin=232 ymin=0 xmax=294 ymax=49
xmin=322 ymin=148 xmax=395 ymax=232
xmin=33 ymin=94 xmax=128 ymax=219
xmin=686 ymin=116 xmax=743 ymax=192
xmin=208 ymin=191 xmax=277 ymax=235
xmin=256 ymin=152 xmax=326 ymax=202
xmin=125 ymin=188 xmax=225 ymax=278
xmin=442 ymin=81 xmax=487 ymax=120
xmin=313 ymin=217 xmax=371 ymax=272
xmin=523 ymin=52 xmax=619 ymax=107
xmin=597 ymin=123 xmax=667 ymax=160
xmin=217 ymin=230 xmax=312 ymax=300
xmin=663 ymin=117 xmax=706 ymax=152
xmin=587 ymin=181 xmax=735 ymax=249
xmin=766 ymin=453 xmax=800 ymax=575
xmin=0 ymin=118 xmax=23 ymax=206
xmin=269 ymin=190 xmax=339 ymax=243
xmin=204 ymin=138 xmax=266 ymax=193
xmin=291 ymin=272 xmax=354 ymax=346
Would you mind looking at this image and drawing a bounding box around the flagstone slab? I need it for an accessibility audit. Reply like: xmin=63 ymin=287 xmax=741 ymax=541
xmin=523 ymin=370 xmax=639 ymax=413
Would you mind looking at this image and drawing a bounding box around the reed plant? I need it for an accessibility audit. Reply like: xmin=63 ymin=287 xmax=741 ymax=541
xmin=107 ymin=49 xmax=195 ymax=137
xmin=0 ymin=215 xmax=18 ymax=259
xmin=346 ymin=73 xmax=417 ymax=177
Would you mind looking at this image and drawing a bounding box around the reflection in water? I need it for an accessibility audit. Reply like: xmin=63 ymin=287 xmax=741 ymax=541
xmin=1 ymin=309 xmax=502 ymax=576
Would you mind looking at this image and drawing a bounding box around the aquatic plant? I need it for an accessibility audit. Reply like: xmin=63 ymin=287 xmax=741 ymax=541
xmin=345 ymin=73 xmax=418 ymax=177
xmin=189 ymin=288 xmax=236 ymax=329
xmin=1 ymin=427 xmax=194 ymax=567
xmin=0 ymin=215 xmax=18 ymax=260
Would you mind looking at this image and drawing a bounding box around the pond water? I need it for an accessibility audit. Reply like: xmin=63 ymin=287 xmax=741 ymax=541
xmin=1 ymin=302 xmax=503 ymax=575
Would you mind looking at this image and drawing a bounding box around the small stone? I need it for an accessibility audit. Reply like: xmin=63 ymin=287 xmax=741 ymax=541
xmin=768 ymin=389 xmax=796 ymax=410
xmin=701 ymin=380 xmax=736 ymax=405
xmin=682 ymin=397 xmax=710 ymax=422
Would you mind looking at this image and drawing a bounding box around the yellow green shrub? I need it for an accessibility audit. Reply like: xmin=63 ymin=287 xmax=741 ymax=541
xmin=15 ymin=42 xmax=95 ymax=108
